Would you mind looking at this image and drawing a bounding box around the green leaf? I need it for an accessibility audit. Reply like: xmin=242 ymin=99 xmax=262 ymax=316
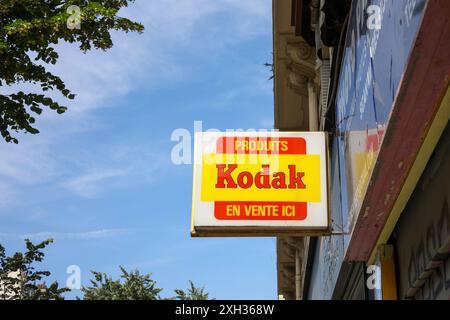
xmin=30 ymin=106 xmax=43 ymax=115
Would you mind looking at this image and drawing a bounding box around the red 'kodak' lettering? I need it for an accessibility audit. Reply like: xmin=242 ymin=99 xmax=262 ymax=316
xmin=215 ymin=164 xmax=238 ymax=188
xmin=215 ymin=164 xmax=306 ymax=189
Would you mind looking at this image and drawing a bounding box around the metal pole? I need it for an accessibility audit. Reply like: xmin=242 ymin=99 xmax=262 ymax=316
xmin=308 ymin=80 xmax=319 ymax=131
xmin=295 ymin=249 xmax=301 ymax=300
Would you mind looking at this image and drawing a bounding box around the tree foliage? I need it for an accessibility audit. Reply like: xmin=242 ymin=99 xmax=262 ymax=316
xmin=174 ymin=280 xmax=210 ymax=300
xmin=82 ymin=267 xmax=212 ymax=300
xmin=82 ymin=266 xmax=163 ymax=300
xmin=0 ymin=238 xmax=68 ymax=300
xmin=0 ymin=0 xmax=144 ymax=143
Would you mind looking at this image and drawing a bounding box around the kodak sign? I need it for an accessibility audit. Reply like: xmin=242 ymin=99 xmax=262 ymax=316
xmin=191 ymin=132 xmax=329 ymax=237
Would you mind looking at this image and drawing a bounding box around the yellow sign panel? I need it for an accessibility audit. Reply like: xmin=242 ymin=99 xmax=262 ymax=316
xmin=200 ymin=154 xmax=321 ymax=202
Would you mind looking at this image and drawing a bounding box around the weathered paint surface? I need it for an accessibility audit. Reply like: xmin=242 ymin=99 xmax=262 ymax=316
xmin=345 ymin=0 xmax=450 ymax=261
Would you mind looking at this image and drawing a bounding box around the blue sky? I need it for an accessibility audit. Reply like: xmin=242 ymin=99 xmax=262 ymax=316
xmin=0 ymin=0 xmax=277 ymax=299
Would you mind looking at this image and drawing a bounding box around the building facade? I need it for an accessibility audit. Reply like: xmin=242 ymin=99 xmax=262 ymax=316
xmin=273 ymin=0 xmax=450 ymax=300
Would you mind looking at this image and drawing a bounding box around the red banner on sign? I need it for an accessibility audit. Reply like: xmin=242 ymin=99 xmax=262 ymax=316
xmin=214 ymin=201 xmax=307 ymax=221
xmin=216 ymin=137 xmax=306 ymax=155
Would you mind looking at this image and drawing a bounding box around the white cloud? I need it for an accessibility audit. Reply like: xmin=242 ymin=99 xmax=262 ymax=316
xmin=0 ymin=182 xmax=18 ymax=209
xmin=40 ymin=0 xmax=272 ymax=115
xmin=128 ymin=256 xmax=181 ymax=270
xmin=63 ymin=168 xmax=130 ymax=198
xmin=0 ymin=139 xmax=64 ymax=185
xmin=0 ymin=0 xmax=272 ymax=206
xmin=3 ymin=0 xmax=272 ymax=116
xmin=0 ymin=229 xmax=130 ymax=242
xmin=60 ymin=142 xmax=167 ymax=198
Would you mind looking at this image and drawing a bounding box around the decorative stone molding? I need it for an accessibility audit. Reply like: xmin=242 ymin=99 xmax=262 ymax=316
xmin=286 ymin=40 xmax=317 ymax=95
xmin=287 ymin=71 xmax=308 ymax=94
xmin=287 ymin=41 xmax=314 ymax=62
